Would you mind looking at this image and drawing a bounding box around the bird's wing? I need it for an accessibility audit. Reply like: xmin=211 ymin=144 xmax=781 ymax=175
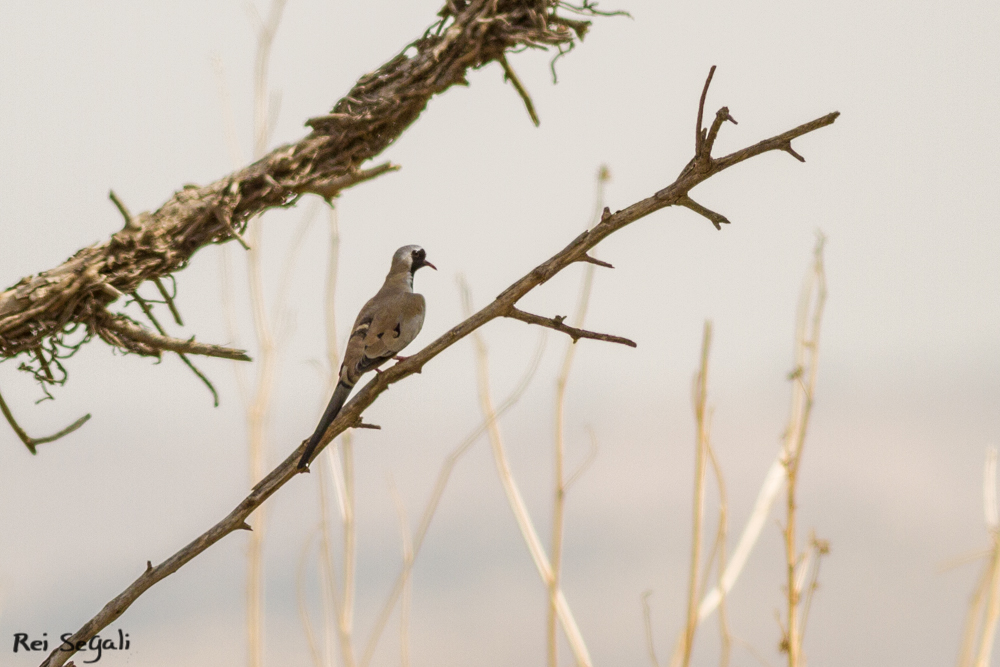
xmin=339 ymin=293 xmax=425 ymax=383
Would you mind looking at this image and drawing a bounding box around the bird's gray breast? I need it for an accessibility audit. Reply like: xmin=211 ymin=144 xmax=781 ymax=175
xmin=396 ymin=294 xmax=426 ymax=349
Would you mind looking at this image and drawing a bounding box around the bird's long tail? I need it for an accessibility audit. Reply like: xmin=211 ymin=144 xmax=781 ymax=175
xmin=298 ymin=382 xmax=353 ymax=469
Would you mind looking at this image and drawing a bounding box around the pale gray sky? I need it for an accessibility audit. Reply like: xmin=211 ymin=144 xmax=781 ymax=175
xmin=1 ymin=1 xmax=999 ymax=666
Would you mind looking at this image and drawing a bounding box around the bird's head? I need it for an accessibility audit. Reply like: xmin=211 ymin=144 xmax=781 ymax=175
xmin=392 ymin=245 xmax=437 ymax=276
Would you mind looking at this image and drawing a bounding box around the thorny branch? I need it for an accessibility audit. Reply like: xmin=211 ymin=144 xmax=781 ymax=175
xmin=39 ymin=57 xmax=839 ymax=667
xmin=1 ymin=0 xmax=588 ymax=394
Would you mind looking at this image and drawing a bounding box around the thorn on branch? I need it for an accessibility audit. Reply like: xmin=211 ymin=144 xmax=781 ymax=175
xmin=678 ymin=195 xmax=731 ymax=230
xmin=695 ymin=65 xmax=717 ymax=157
xmin=601 ymin=206 xmax=612 ymax=221
xmin=578 ymin=254 xmax=614 ymax=269
xmin=302 ymin=162 xmax=400 ymax=202
xmin=0 ymin=386 xmax=91 ymax=455
xmin=782 ymin=142 xmax=806 ymax=162
xmin=211 ymin=205 xmax=251 ymax=251
xmin=703 ymin=106 xmax=738 ymax=158
xmin=109 ymin=190 xmax=139 ymax=231
xmin=145 ymin=561 xmax=153 ymax=574
xmin=500 ymin=54 xmax=540 ymax=127
xmin=99 ymin=282 xmax=125 ymax=302
xmin=506 ymin=306 xmax=637 ymax=347
xmin=239 ymin=521 xmax=253 ymax=531
xmin=352 ymin=418 xmax=382 ymax=430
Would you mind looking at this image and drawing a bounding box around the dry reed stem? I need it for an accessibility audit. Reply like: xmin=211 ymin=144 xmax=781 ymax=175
xmin=317 ymin=457 xmax=346 ymax=667
xmin=40 ymin=67 xmax=837 ymax=667
xmin=359 ymin=333 xmax=547 ymax=667
xmin=779 ymin=235 xmax=827 ymax=667
xmin=957 ymin=447 xmax=1000 ymax=667
xmin=548 ymin=164 xmax=609 ymax=667
xmin=245 ymin=3 xmax=291 ymax=664
xmin=642 ymin=591 xmax=662 ymax=667
xmin=705 ymin=429 xmax=731 ymax=667
xmin=677 ymin=322 xmax=713 ymax=667
xmin=296 ymin=529 xmax=324 ymax=667
xmin=686 ymin=239 xmax=828 ymax=663
xmin=462 ymin=278 xmax=593 ymax=667
xmin=315 ymin=201 xmax=358 ymax=667
xmin=797 ymin=532 xmax=829 ymax=652
xmin=388 ymin=477 xmax=414 ymax=667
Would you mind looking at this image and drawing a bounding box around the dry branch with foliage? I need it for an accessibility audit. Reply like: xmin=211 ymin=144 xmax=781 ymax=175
xmin=0 ymin=0 xmax=587 ymax=381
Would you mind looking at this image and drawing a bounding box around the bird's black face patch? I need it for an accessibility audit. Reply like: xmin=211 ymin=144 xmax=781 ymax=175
xmin=410 ymin=248 xmax=427 ymax=273
xmin=409 ymin=247 xmax=436 ymax=275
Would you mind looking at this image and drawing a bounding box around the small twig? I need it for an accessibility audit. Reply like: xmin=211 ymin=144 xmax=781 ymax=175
xmin=304 ymin=162 xmax=401 ymax=202
xmin=153 ymin=278 xmax=184 ymax=327
xmin=556 ymin=1 xmax=632 ymax=19
xmin=680 ymin=321 xmax=712 ymax=667
xmin=577 ymin=254 xmax=614 ymax=269
xmin=678 ymin=195 xmax=731 ymax=230
xmin=352 ymin=419 xmax=381 ymax=430
xmin=500 ymin=54 xmax=540 ymax=126
xmin=99 ymin=282 xmax=125 ymax=301
xmin=109 ymin=190 xmax=138 ymax=230
xmin=34 ymin=347 xmax=54 ymax=383
xmin=102 ymin=314 xmax=252 ymax=361
xmin=798 ymin=533 xmax=829 ymax=648
xmin=507 ymin=306 xmax=637 ymax=347
xmin=703 ymin=107 xmax=738 ymax=158
xmin=0 ymin=386 xmax=91 ymax=455
xmin=782 ymin=143 xmax=806 ymax=163
xmin=212 ymin=205 xmax=251 ymax=250
xmin=132 ymin=293 xmax=220 ymax=406
xmin=695 ymin=66 xmax=716 ymax=156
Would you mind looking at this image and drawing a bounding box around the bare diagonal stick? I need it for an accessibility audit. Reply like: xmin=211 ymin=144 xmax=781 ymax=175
xmin=40 ymin=70 xmax=837 ymax=667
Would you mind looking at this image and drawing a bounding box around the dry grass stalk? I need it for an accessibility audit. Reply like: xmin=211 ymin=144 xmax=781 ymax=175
xmin=315 ymin=202 xmax=358 ymax=667
xmin=642 ymin=591 xmax=662 ymax=667
xmin=956 ymin=446 xmax=1000 ymax=667
xmin=388 ymin=477 xmax=414 ymax=667
xmin=675 ymin=322 xmax=713 ymax=667
xmin=705 ymin=428 xmax=732 ymax=667
xmin=244 ymin=4 xmax=291 ymax=665
xmin=549 ymin=164 xmax=610 ymax=667
xmin=296 ymin=529 xmax=324 ymax=667
xmin=40 ymin=64 xmax=838 ymax=667
xmin=779 ymin=235 xmax=827 ymax=667
xmin=462 ymin=278 xmax=594 ymax=667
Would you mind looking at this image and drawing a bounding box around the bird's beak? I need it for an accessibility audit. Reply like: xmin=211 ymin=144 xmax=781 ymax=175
xmin=423 ymin=260 xmax=437 ymax=271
